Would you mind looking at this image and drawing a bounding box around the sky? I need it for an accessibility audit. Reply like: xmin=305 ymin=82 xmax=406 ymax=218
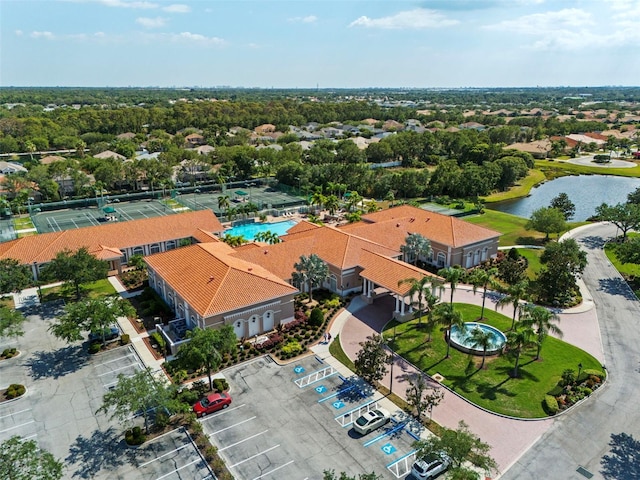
xmin=1 ymin=0 xmax=639 ymax=88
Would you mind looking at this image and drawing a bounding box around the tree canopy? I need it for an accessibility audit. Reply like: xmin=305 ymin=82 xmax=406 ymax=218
xmin=596 ymin=202 xmax=640 ymax=240
xmin=0 ymin=258 xmax=32 ymax=295
xmin=0 ymin=306 xmax=26 ymax=340
xmin=525 ymin=207 xmax=567 ymax=240
xmin=39 ymin=247 xmax=108 ymax=299
xmin=0 ymin=436 xmax=63 ymax=480
xmin=549 ymin=192 xmax=576 ymax=220
xmin=536 ymin=239 xmax=587 ymax=306
xmin=354 ymin=334 xmax=390 ymax=386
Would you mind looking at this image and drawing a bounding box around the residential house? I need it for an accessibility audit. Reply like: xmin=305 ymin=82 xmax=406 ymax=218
xmin=0 ymin=161 xmax=27 ymax=174
xmin=94 ymin=150 xmax=126 ymax=161
xmin=505 ymin=139 xmax=552 ymax=158
xmin=185 ymin=133 xmax=205 ymax=147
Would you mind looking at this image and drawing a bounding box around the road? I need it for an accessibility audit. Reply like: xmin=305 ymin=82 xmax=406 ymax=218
xmin=501 ymin=222 xmax=640 ymax=480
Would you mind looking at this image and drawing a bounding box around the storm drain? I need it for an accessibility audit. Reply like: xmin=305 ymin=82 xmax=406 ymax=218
xmin=576 ymin=466 xmax=594 ymax=478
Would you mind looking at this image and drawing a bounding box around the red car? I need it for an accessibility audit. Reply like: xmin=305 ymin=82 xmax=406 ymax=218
xmin=193 ymin=392 xmax=232 ymax=417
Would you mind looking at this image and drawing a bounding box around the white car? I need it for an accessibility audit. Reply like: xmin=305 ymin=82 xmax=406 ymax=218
xmin=352 ymin=408 xmax=391 ymax=435
xmin=411 ymin=452 xmax=452 ymax=479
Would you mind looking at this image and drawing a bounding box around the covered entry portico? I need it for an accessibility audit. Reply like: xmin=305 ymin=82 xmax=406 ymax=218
xmin=358 ymin=250 xmax=442 ymax=321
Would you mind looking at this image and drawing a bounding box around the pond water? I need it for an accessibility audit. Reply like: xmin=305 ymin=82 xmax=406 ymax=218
xmin=490 ymin=175 xmax=640 ymax=221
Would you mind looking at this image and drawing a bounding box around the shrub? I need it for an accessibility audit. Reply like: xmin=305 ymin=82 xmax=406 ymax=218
xmin=543 ymin=395 xmax=559 ymax=415
xmin=1 ymin=347 xmax=17 ymax=358
xmin=309 ymin=307 xmax=324 ymax=327
xmin=583 ymin=369 xmax=605 ymax=380
xmin=204 ymin=446 xmax=218 ymax=461
xmin=6 ymin=384 xmax=25 ymax=399
xmin=212 ymin=378 xmax=229 ymax=393
xmin=120 ymin=334 xmax=130 ymax=345
xmin=155 ymin=411 xmax=169 ymax=429
xmin=293 ymin=310 xmax=308 ymax=323
xmin=125 ymin=426 xmax=146 ymax=445
xmin=255 ymin=333 xmax=284 ymax=350
xmin=281 ymin=340 xmax=303 ymax=356
xmin=176 ymin=388 xmax=199 ymax=406
xmin=88 ymin=342 xmax=102 ymax=354
xmin=150 ymin=332 xmax=166 ymax=352
xmin=192 ymin=380 xmax=208 ymax=397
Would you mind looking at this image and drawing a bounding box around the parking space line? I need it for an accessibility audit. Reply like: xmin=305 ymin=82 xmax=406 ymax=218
xmin=0 ymin=420 xmax=35 ymax=434
xmin=318 ymin=383 xmax=360 ymax=403
xmin=362 ymin=422 xmax=406 ymax=447
xmin=104 ymin=373 xmax=137 ymax=388
xmin=142 ymin=426 xmax=184 ymax=444
xmin=386 ymin=450 xmax=417 ymax=478
xmin=98 ymin=364 xmax=137 ymax=377
xmin=294 ymin=366 xmax=337 ymax=388
xmin=200 ymin=403 xmax=245 ymax=420
xmin=0 ymin=408 xmax=31 ymax=420
xmin=229 ymin=444 xmax=280 ymax=468
xmin=219 ymin=430 xmax=268 ymax=452
xmin=386 ymin=450 xmax=416 ymax=468
xmin=209 ymin=416 xmax=256 ymax=436
xmin=154 ymin=458 xmax=202 ymax=480
xmin=139 ymin=443 xmax=192 ymax=467
xmin=95 ymin=353 xmax=137 ymax=367
xmin=251 ymin=460 xmax=295 ymax=480
xmin=335 ymin=400 xmax=379 ymax=427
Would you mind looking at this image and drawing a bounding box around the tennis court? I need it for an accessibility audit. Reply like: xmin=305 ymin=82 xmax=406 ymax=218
xmin=0 ymin=218 xmax=16 ymax=242
xmin=31 ymin=199 xmax=176 ymax=234
xmin=176 ymin=186 xmax=305 ymax=214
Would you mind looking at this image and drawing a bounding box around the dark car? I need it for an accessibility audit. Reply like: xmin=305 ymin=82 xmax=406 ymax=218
xmin=193 ymin=392 xmax=232 ymax=417
xmin=88 ymin=326 xmax=120 ymax=343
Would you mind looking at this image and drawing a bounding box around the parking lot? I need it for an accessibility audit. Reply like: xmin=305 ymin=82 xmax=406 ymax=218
xmin=206 ymin=356 xmax=421 ymax=480
xmin=0 ymin=306 xmax=213 ymax=480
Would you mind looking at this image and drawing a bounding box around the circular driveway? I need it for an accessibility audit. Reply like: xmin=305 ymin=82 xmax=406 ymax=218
xmin=566 ymin=156 xmax=637 ymax=168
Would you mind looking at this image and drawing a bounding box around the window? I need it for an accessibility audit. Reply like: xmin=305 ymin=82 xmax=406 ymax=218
xmin=150 ymin=243 xmax=161 ymax=254
xmin=166 ymin=240 xmax=177 ymax=251
xmin=437 ymin=252 xmax=446 ymax=267
xmin=132 ymin=246 xmax=144 ymax=256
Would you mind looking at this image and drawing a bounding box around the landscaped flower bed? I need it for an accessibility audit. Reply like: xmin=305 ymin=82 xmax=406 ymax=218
xmin=545 ymin=368 xmax=605 ymax=415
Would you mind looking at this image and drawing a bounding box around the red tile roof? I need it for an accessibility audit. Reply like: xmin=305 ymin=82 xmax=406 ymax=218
xmin=359 ymin=250 xmax=441 ymax=295
xmin=145 ymin=242 xmax=297 ymax=318
xmin=0 ymin=210 xmax=223 ymax=265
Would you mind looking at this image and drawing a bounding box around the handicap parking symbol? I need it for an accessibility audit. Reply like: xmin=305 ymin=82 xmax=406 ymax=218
xmin=381 ymin=443 xmax=396 ymax=455
xmin=294 ymin=366 xmax=305 ymax=374
xmin=315 ymin=385 xmax=327 ymax=394
xmin=332 ymin=401 xmax=345 ymax=409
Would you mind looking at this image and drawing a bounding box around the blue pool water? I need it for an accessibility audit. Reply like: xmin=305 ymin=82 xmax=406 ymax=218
xmin=450 ymin=322 xmax=507 ymax=355
xmin=225 ymin=220 xmax=297 ymax=240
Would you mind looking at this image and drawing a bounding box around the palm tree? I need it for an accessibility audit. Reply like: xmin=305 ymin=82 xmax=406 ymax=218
xmin=436 ymin=303 xmax=464 ymax=358
xmin=346 ymin=190 xmax=362 ymax=212
xmin=221 ymin=233 xmax=246 ymax=247
xmin=496 ymin=280 xmax=530 ymax=331
xmin=324 ymin=194 xmax=340 ymax=215
xmin=255 ymin=230 xmax=281 ymax=244
xmin=310 ymin=192 xmax=325 ymax=214
xmin=217 ymin=195 xmax=230 ymax=216
xmin=505 ymin=325 xmax=536 ymax=378
xmin=438 ymin=266 xmax=466 ymax=305
xmin=398 ymin=276 xmax=439 ymax=330
xmin=292 ymin=254 xmax=329 ymax=302
xmin=520 ymin=304 xmax=562 ymax=360
xmin=467 ymin=267 xmax=498 ymax=320
xmin=364 ymin=200 xmax=379 ymax=213
xmin=467 ymin=327 xmax=493 ymax=369
xmin=401 ymin=233 xmax=432 ymax=266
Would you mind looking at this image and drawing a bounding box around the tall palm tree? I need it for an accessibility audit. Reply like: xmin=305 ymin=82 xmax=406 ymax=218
xmin=346 ymin=190 xmax=362 ymax=212
xmin=310 ymin=191 xmax=325 ymax=214
xmin=496 ymin=280 xmax=530 ymax=331
xmin=438 ymin=266 xmax=466 ymax=305
xmin=217 ymin=195 xmax=230 ymax=216
xmin=292 ymin=254 xmax=329 ymax=302
xmin=324 ymin=194 xmax=340 ymax=215
xmin=401 ymin=233 xmax=432 ymax=266
xmin=506 ymin=325 xmax=536 ymax=378
xmin=467 ymin=267 xmax=498 ymax=320
xmin=520 ymin=304 xmax=562 ymax=360
xmin=255 ymin=230 xmax=281 ymax=244
xmin=398 ymin=276 xmax=439 ymax=330
xmin=467 ymin=327 xmax=493 ymax=369
xmin=436 ymin=303 xmax=464 ymax=358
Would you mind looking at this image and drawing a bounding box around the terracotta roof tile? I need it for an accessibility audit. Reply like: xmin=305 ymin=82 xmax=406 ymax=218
xmin=145 ymin=243 xmax=297 ymax=318
xmin=359 ymin=250 xmax=441 ymax=295
xmin=0 ymin=210 xmax=223 ymax=265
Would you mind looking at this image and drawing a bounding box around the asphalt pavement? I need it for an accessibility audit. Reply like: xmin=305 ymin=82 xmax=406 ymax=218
xmin=501 ymin=222 xmax=640 ymax=480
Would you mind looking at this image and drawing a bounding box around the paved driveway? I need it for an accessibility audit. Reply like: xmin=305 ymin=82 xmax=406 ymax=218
xmin=502 ymin=222 xmax=640 ymax=480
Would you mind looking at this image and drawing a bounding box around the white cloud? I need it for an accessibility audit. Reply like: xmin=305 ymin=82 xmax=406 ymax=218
xmin=99 ymin=0 xmax=157 ymax=8
xmin=15 ymin=30 xmax=23 ymax=36
xmin=163 ymin=4 xmax=190 ymax=13
xmin=141 ymin=31 xmax=227 ymax=46
xmin=30 ymin=31 xmax=55 ymax=39
xmin=136 ymin=16 xmax=167 ymax=28
xmin=349 ymin=8 xmax=459 ymax=29
xmin=485 ymin=8 xmax=594 ymax=34
xmin=289 ymin=15 xmax=317 ymax=24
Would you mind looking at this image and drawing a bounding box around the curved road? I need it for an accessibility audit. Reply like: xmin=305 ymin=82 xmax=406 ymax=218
xmin=502 ymin=222 xmax=640 ymax=480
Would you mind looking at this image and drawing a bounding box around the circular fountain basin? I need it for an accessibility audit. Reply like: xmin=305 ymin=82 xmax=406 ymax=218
xmin=449 ymin=322 xmax=506 ymax=356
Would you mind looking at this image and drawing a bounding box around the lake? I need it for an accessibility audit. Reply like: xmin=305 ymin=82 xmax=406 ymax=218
xmin=490 ymin=175 xmax=640 ymax=221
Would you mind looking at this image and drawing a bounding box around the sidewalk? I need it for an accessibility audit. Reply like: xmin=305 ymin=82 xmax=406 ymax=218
xmin=108 ymin=276 xmax=166 ymax=374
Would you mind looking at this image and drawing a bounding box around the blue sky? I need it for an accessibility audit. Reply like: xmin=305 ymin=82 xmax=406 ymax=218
xmin=1 ymin=0 xmax=639 ymax=88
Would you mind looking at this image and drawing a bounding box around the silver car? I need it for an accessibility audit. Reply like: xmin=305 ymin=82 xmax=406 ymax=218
xmin=352 ymin=408 xmax=391 ymax=435
xmin=411 ymin=452 xmax=452 ymax=479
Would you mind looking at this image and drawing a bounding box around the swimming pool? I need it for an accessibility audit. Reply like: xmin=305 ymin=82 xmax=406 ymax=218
xmin=224 ymin=220 xmax=297 ymax=240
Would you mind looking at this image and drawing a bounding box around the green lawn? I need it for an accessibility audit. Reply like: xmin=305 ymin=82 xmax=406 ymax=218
xmin=519 ymin=248 xmax=543 ymax=279
xmin=465 ymin=209 xmax=544 ymax=247
xmin=604 ymin=235 xmax=640 ymax=297
xmin=482 ymin=169 xmax=547 ymax=203
xmin=535 ymin=159 xmax=640 ymax=179
xmin=13 ymin=217 xmax=35 ymax=229
xmin=40 ymin=278 xmax=117 ymax=303
xmin=384 ymin=303 xmax=603 ymax=418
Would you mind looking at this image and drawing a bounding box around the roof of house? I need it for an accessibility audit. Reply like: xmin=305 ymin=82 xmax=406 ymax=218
xmin=39 ymin=155 xmax=66 ymax=165
xmin=339 ymin=205 xmax=500 ymax=249
xmin=94 ymin=150 xmax=126 ymax=161
xmin=359 ymin=250 xmax=440 ymax=295
xmin=144 ymin=242 xmax=298 ymax=318
xmin=0 ymin=210 xmax=224 ymax=265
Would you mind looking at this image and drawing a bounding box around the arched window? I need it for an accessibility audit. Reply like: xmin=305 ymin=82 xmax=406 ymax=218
xmin=437 ymin=252 xmax=446 ymax=267
xmin=166 ymin=240 xmax=177 ymax=251
xmin=132 ymin=246 xmax=144 ymax=256
xmin=330 ymin=274 xmax=337 ymax=292
xmin=150 ymin=243 xmax=161 ymax=254
xmin=481 ymin=248 xmax=488 ymax=261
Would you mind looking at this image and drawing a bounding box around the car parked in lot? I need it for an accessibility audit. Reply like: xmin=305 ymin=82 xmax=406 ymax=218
xmin=193 ymin=392 xmax=232 ymax=417
xmin=88 ymin=326 xmax=120 ymax=343
xmin=411 ymin=452 xmax=451 ymax=479
xmin=352 ymin=408 xmax=390 ymax=435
